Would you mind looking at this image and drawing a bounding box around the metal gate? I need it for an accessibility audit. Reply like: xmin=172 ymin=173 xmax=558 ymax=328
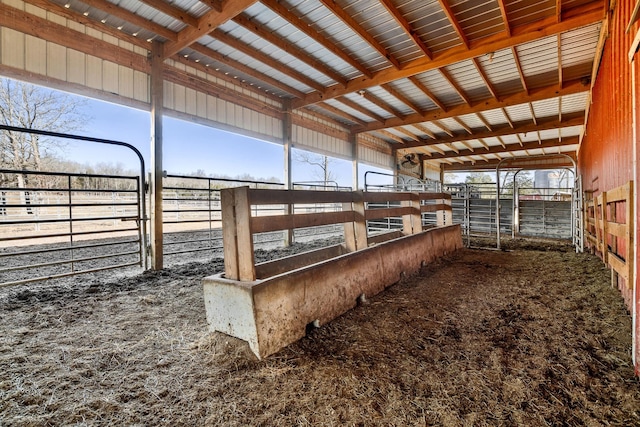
xmin=0 ymin=125 xmax=147 ymax=287
xmin=515 ymin=187 xmax=573 ymax=239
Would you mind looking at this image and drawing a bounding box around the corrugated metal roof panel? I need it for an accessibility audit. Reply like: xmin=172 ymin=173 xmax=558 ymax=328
xmin=400 ymin=0 xmax=461 ymax=53
xmin=516 ymin=36 xmax=558 ymax=78
xmin=559 ymin=125 xmax=584 ymax=138
xmin=439 ymin=117 xmax=467 ymax=133
xmin=289 ymin=0 xmax=389 ymax=73
xmin=561 ymin=92 xmax=589 ymax=113
xmin=479 ymin=108 xmax=508 ymax=126
xmin=387 ymin=79 xmax=437 ymax=112
xmin=476 ymin=47 xmax=522 ymax=97
xmin=532 ymin=98 xmax=560 ymax=119
xmin=505 ymin=103 xmax=533 ymax=123
xmin=561 ymin=23 xmax=601 ymax=68
xmin=456 ymin=113 xmax=485 ymax=129
xmin=450 ymin=0 xmax=504 ymax=42
xmin=367 ymin=86 xmax=414 ymax=116
xmin=412 ymin=69 xmax=467 ymax=108
xmin=342 ymin=91 xmax=396 ymax=120
xmin=444 ymin=59 xmax=492 ymax=102
xmin=507 ymin=0 xmax=555 ymax=29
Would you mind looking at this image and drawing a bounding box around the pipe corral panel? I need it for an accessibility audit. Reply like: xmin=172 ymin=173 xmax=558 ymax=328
xmin=203 ymin=224 xmax=463 ymax=359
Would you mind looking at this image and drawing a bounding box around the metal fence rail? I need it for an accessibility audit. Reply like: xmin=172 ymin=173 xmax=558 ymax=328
xmin=0 ymin=169 xmax=144 ymax=287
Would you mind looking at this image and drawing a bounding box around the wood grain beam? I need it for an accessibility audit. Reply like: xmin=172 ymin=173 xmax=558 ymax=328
xmin=317 ymin=102 xmax=368 ymax=126
xmin=320 ymin=0 xmax=401 ymax=69
xmin=189 ymin=43 xmax=306 ymax=98
xmin=292 ymin=1 xmax=603 ymax=108
xmin=512 ymin=46 xmax=528 ymax=94
xmin=381 ymin=83 xmax=422 ymax=113
xmin=356 ymin=77 xmax=589 ymax=133
xmin=232 ymin=13 xmax=348 ymax=86
xmin=442 ymin=153 xmax=575 ymax=171
xmin=438 ymin=68 xmax=471 ymax=105
xmin=210 ymin=28 xmax=325 ymax=92
xmin=437 ymin=0 xmax=469 ymax=48
xmin=408 ymin=76 xmax=447 ymax=111
xmin=398 ymin=113 xmax=584 ymax=149
xmin=379 ymin=0 xmax=432 ymax=59
xmin=77 ymin=0 xmax=178 ymax=41
xmin=472 ymin=57 xmax=499 ymax=99
xmin=262 ymin=0 xmax=372 ymax=78
xmin=337 ymin=96 xmax=385 ymax=122
xmin=138 ymin=0 xmax=198 ymax=27
xmin=496 ymin=0 xmax=511 ymax=37
xmin=163 ymin=0 xmax=256 ymax=59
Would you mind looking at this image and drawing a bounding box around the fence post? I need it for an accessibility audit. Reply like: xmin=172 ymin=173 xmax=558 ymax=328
xmin=402 ymin=193 xmax=422 ymax=234
xmin=221 ymin=186 xmax=255 ymax=281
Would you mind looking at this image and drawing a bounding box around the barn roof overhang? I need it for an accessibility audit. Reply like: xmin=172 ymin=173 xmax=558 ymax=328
xmin=0 ymin=0 xmax=607 ymax=172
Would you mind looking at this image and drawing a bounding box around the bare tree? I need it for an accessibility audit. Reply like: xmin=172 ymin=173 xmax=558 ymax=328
xmin=0 ymin=79 xmax=88 ymax=186
xmin=294 ymin=151 xmax=337 ymax=189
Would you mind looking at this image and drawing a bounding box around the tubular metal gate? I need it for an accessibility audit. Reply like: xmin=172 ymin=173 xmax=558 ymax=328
xmin=0 ymin=169 xmax=144 ymax=286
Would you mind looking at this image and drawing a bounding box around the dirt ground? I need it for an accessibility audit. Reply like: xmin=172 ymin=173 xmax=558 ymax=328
xmin=1 ymin=237 xmax=639 ymax=426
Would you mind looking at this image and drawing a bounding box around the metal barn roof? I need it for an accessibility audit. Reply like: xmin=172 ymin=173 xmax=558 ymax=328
xmin=0 ymin=0 xmax=607 ymax=172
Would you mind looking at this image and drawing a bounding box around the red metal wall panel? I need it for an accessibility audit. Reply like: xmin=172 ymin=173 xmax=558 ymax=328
xmin=579 ymin=0 xmax=638 ymax=374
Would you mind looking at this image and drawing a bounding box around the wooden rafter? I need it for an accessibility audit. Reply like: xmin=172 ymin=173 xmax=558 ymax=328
xmin=396 ymin=127 xmax=422 ymax=142
xmin=437 ymin=0 xmax=468 ymax=48
xmin=501 ymin=107 xmax=514 ymax=128
xmin=438 ymin=68 xmax=471 ymax=105
xmin=511 ymin=46 xmax=528 ymax=95
xmin=496 ymin=0 xmax=511 ymax=37
xmin=472 ymin=57 xmax=499 ymax=99
xmin=188 ymin=43 xmax=306 ymax=98
xmin=261 ymin=0 xmax=372 ymax=78
xmin=292 ymin=4 xmax=603 ymax=108
xmin=452 ymin=117 xmax=472 ymax=134
xmin=476 ymin=112 xmax=493 ymax=131
xmin=444 ymin=154 xmax=575 ymax=171
xmin=210 ymin=29 xmax=325 ymax=92
xmin=362 ymin=91 xmax=405 ymax=119
xmin=459 ymin=140 xmax=475 ymax=152
xmin=319 ymin=0 xmax=401 ymax=69
xmin=138 ymin=0 xmax=198 ymax=27
xmin=557 ymin=34 xmax=563 ymax=88
xmin=232 ymin=14 xmax=348 ymax=86
xmin=497 ymin=136 xmax=506 ymax=148
xmin=357 ymin=78 xmax=589 ymax=133
xmin=432 ymin=120 xmax=454 ymax=137
xmin=397 ymin=113 xmax=584 ymax=149
xmin=378 ymin=130 xmax=406 ymax=144
xmin=381 ymin=83 xmax=422 ymax=114
xmin=414 ymin=123 xmax=437 ymax=139
xmin=528 ymin=103 xmax=538 ymax=125
xmin=557 ymin=0 xmax=562 ymax=22
xmin=408 ymin=76 xmax=447 ymax=111
xmin=379 ymin=0 xmax=432 ymax=59
xmin=163 ymin=0 xmax=257 ymax=59
xmin=76 ymin=0 xmax=178 ymax=40
xmin=337 ymin=96 xmax=385 ymax=123
xmin=317 ymin=102 xmax=367 ymax=126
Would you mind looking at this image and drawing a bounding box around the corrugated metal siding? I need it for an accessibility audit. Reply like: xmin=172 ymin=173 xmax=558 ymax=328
xmin=578 ymin=0 xmax=636 ymax=355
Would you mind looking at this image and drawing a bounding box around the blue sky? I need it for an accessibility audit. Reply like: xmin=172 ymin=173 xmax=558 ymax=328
xmin=62 ymin=96 xmax=392 ymax=189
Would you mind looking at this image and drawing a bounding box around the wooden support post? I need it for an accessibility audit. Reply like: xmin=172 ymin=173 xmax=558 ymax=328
xmin=221 ymin=187 xmax=256 ymax=281
xmin=353 ymin=191 xmax=368 ymax=250
xmin=601 ymin=192 xmax=609 ymax=263
xmin=283 ymin=100 xmax=293 ymax=247
xmin=402 ymin=194 xmax=422 ymax=234
xmin=149 ymin=40 xmax=164 ymax=270
xmin=611 ymin=199 xmax=619 ymax=289
xmin=351 ymin=133 xmax=359 ymax=191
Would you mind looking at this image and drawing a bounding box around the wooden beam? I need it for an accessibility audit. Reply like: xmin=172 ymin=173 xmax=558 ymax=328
xmin=396 ymin=127 xmax=422 ymax=142
xmin=557 ymin=34 xmax=563 ymax=88
xmin=512 ymin=46 xmax=529 ymax=94
xmin=432 ymin=120 xmax=454 ymax=137
xmin=472 ymin=57 xmax=499 ymax=99
xmin=438 ymin=68 xmax=471 ymax=105
xmin=76 ymin=0 xmax=178 ymax=41
xmin=437 ymin=0 xmax=469 ymax=48
xmin=188 ymin=43 xmax=306 ymax=98
xmin=414 ymin=123 xmax=437 ymax=139
xmin=529 ymin=102 xmax=538 ymax=125
xmin=476 ymin=112 xmax=493 ymax=131
xmin=379 ymin=0 xmax=432 ymax=59
xmin=232 ymin=13 xmax=348 ymax=86
xmin=496 ymin=0 xmax=511 ymax=36
xmin=262 ymin=0 xmax=372 ymax=78
xmin=138 ymin=0 xmax=198 ymax=27
xmin=355 ymin=77 xmax=589 ymax=133
xmin=477 ymin=138 xmax=490 ymax=150
xmin=557 ymin=0 xmax=562 ymax=23
xmin=501 ymin=107 xmax=514 ymax=128
xmin=317 ymin=102 xmax=368 ymax=126
xmin=292 ymin=1 xmax=604 ymax=108
xmin=210 ymin=29 xmax=325 ymax=92
xmin=443 ymin=153 xmax=576 ymax=171
xmin=408 ymin=76 xmax=447 ymax=111
xmin=163 ymin=0 xmax=256 ymax=59
xmin=150 ymin=40 xmax=164 ymax=270
xmin=337 ymin=96 xmax=385 ymax=123
xmin=381 ymin=83 xmax=422 ymax=114
xmin=320 ymin=0 xmax=402 ymax=69
xmin=378 ymin=130 xmax=406 ymax=144
xmin=398 ymin=113 xmax=584 ymax=149
xmin=362 ymin=91 xmax=405 ymax=118
xmin=453 ymin=116 xmax=473 ymax=134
